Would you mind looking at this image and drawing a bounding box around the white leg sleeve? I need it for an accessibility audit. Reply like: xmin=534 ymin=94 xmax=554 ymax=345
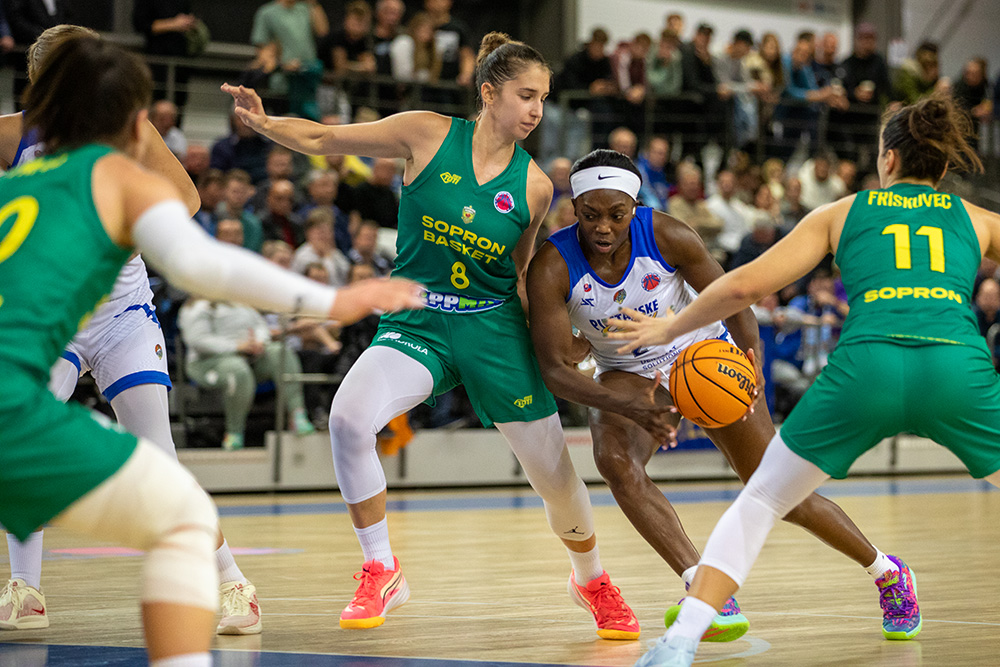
xmin=495 ymin=414 xmax=595 ymax=542
xmin=699 ymin=433 xmax=830 ymax=586
xmin=48 ymin=357 xmax=81 ymax=402
xmin=110 ymin=384 xmax=178 ymax=459
xmin=52 ymin=440 xmax=219 ymax=610
xmin=329 ymin=346 xmax=433 ymax=504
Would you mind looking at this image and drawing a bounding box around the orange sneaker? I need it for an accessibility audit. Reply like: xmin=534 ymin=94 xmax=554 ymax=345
xmin=339 ymin=557 xmax=409 ymax=629
xmin=568 ymin=571 xmax=640 ymax=640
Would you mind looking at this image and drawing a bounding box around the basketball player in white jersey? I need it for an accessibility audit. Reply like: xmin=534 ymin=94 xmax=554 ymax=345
xmin=0 ymin=25 xmax=261 ymax=635
xmin=526 ymin=149 xmax=908 ymax=641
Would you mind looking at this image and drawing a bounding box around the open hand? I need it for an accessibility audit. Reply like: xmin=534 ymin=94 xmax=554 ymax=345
xmin=221 ymin=83 xmax=268 ymax=132
xmin=607 ymin=306 xmax=677 ymax=354
xmin=330 ymin=278 xmax=426 ymax=325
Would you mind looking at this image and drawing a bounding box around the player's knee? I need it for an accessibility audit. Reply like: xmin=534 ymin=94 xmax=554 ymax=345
xmin=142 ymin=484 xmax=219 ymax=611
xmin=594 ymin=447 xmax=643 ymax=490
xmin=329 ymin=401 xmax=374 ymax=450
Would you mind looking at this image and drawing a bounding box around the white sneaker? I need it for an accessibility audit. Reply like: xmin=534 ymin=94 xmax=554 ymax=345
xmin=217 ymin=581 xmax=261 ymax=635
xmin=0 ymin=579 xmax=49 ymax=630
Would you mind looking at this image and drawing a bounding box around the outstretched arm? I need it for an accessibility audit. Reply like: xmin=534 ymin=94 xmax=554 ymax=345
xmin=139 ymin=120 xmax=200 ymax=216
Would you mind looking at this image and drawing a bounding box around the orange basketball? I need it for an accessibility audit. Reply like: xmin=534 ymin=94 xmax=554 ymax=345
xmin=668 ymin=340 xmax=756 ymax=429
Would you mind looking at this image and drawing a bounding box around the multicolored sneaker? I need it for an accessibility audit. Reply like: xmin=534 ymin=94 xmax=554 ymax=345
xmin=217 ymin=581 xmax=262 ymax=635
xmin=876 ymin=555 xmax=921 ymax=640
xmin=634 ymin=634 xmax=698 ymax=667
xmin=339 ymin=557 xmax=409 ymax=629
xmin=568 ymin=571 xmax=640 ymax=640
xmin=0 ymin=579 xmax=48 ymax=630
xmin=664 ymin=596 xmax=749 ymax=642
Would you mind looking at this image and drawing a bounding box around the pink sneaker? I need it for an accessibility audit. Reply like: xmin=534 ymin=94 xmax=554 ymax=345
xmin=339 ymin=557 xmax=409 ymax=629
xmin=568 ymin=571 xmax=640 ymax=640
xmin=0 ymin=579 xmax=48 ymax=630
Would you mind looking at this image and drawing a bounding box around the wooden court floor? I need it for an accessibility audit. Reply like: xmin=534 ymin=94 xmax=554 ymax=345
xmin=2 ymin=476 xmax=1000 ymax=666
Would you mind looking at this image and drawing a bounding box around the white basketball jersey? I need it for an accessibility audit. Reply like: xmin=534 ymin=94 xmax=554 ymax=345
xmin=13 ymin=119 xmax=152 ymax=304
xmin=548 ymin=207 xmax=728 ymax=379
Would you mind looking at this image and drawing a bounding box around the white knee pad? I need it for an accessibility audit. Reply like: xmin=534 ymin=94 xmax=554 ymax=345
xmin=497 ymin=414 xmax=595 ymax=542
xmin=53 ymin=440 xmax=219 ymax=611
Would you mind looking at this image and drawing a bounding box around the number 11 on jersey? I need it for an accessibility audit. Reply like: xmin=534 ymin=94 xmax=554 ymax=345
xmin=882 ymin=224 xmax=945 ymax=273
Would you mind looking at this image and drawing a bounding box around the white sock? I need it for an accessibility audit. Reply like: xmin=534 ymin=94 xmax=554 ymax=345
xmin=151 ymin=653 xmax=212 ymax=667
xmin=568 ymin=545 xmax=603 ymax=585
xmin=354 ymin=517 xmax=394 ymax=570
xmin=7 ymin=531 xmax=44 ymax=589
xmin=665 ymin=596 xmax=718 ymax=642
xmin=864 ymin=549 xmax=897 ymax=580
xmin=215 ymin=540 xmax=247 ymax=585
xmin=681 ymin=565 xmax=697 ymax=589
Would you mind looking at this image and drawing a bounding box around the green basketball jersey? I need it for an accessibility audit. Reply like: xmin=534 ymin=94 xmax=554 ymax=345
xmin=0 ymin=144 xmax=132 ymax=392
xmin=393 ymin=116 xmax=532 ymax=314
xmin=835 ymin=183 xmax=982 ymax=347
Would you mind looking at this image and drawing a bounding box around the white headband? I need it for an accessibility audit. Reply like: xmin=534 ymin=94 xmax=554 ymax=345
xmin=570 ymin=166 xmax=642 ymax=200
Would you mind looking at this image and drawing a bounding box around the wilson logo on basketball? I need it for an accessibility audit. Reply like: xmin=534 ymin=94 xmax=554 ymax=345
xmin=641 ymin=273 xmax=660 ymax=291
xmin=716 ymin=363 xmax=755 ymax=393
xmin=494 ymin=191 xmax=514 ymax=213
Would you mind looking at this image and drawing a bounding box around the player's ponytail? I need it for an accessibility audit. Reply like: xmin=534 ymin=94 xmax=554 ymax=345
xmin=880 ymin=93 xmax=983 ymax=182
xmin=475 ymin=31 xmax=550 ymax=108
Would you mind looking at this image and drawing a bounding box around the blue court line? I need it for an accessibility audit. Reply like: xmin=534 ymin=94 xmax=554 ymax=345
xmin=217 ymin=477 xmax=997 ymax=518
xmin=0 ymin=643 xmax=594 ymax=666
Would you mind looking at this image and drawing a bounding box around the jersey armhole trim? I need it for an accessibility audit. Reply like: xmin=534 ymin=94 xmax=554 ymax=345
xmin=636 ymin=207 xmax=677 ymax=274
xmin=401 ymin=116 xmax=460 ymax=193
xmin=546 ymin=234 xmax=584 ymax=303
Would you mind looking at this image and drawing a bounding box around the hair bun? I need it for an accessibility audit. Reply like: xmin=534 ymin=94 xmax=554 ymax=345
xmin=477 ymin=32 xmax=512 ymax=69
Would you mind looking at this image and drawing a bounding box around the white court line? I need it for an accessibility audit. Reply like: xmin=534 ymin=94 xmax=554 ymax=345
xmin=749 ymin=610 xmax=1000 ymax=627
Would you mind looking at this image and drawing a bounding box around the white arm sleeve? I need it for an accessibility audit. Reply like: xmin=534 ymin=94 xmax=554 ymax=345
xmin=132 ymin=200 xmax=336 ymax=318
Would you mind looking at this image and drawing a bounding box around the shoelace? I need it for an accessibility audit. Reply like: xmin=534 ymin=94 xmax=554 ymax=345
xmin=877 ymin=572 xmax=917 ymax=618
xmin=589 ymin=582 xmax=633 ymax=623
xmin=351 ymin=566 xmax=382 ymax=605
xmin=0 ymin=581 xmax=28 ymax=614
xmin=221 ymin=584 xmax=250 ymax=615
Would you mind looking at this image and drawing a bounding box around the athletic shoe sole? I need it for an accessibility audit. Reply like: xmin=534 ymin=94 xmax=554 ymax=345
xmin=0 ymin=614 xmax=49 ymax=630
xmin=339 ymin=577 xmax=410 ymax=629
xmin=664 ymin=603 xmax=749 ymax=643
xmin=567 ymin=577 xmax=640 ymax=640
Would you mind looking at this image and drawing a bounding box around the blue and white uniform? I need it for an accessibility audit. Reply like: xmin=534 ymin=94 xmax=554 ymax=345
xmin=13 ymin=127 xmax=172 ymax=401
xmin=548 ymin=206 xmax=730 ymax=388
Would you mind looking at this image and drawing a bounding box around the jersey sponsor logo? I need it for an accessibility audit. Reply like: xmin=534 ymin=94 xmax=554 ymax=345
xmin=513 ymin=394 xmax=533 ymax=408
xmin=378 ymin=331 xmax=403 ymax=340
xmin=583 ymin=282 xmax=592 ymax=292
xmin=424 ymin=290 xmax=505 ymax=313
xmin=580 ymin=297 xmax=595 ymax=307
xmin=377 ymin=331 xmax=429 ymax=355
xmin=461 ymin=205 xmax=476 ymax=224
xmin=863 ymin=286 xmax=963 ymax=304
xmin=421 ymin=215 xmax=506 ymax=264
xmin=155 ymin=344 xmax=163 ymax=360
xmin=588 ymin=299 xmax=658 ymax=334
xmin=440 ymin=172 xmax=462 ymax=185
xmin=494 ymin=191 xmax=514 ymax=214
xmin=613 ymin=288 xmax=627 ymax=304
xmin=641 ymin=272 xmax=661 ymax=291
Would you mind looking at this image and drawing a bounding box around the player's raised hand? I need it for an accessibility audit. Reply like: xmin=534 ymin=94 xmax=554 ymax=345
xmin=330 ymin=277 xmax=426 ymax=325
xmin=221 ymin=83 xmax=268 ymax=132
xmin=608 ymin=306 xmax=678 ymax=354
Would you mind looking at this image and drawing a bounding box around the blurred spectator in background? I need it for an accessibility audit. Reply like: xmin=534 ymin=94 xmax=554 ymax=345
xmin=251 ymin=0 xmax=329 ymax=119
xmin=681 ymin=23 xmax=724 ymax=156
xmin=974 ymin=277 xmax=1000 ymax=368
xmin=538 ymin=196 xmax=577 ymax=249
xmin=325 ymin=0 xmax=375 ymax=79
xmin=300 ymin=169 xmax=351 ymax=253
xmin=798 ymin=153 xmax=845 ymax=210
xmin=132 ymin=0 xmax=196 ymax=112
xmin=217 ymin=169 xmax=264 ymax=252
xmin=425 ymin=0 xmax=474 ymax=98
xmin=211 ymin=109 xmax=273 ymax=184
xmin=637 ymin=135 xmax=673 ymax=210
xmin=292 ymin=208 xmax=351 ymax=286
xmin=752 ymin=292 xmax=809 ymax=418
xmin=761 ymin=157 xmax=785 ymax=200
xmin=833 ymin=24 xmax=891 ymax=166
xmin=611 ymin=32 xmax=651 ymax=133
xmin=184 ymin=144 xmax=210 ymax=182
xmin=788 ymin=270 xmax=846 ymax=376
xmin=812 ymin=32 xmax=839 ymax=87
xmin=756 ymin=32 xmax=785 ymax=131
xmin=707 ymin=169 xmax=751 ymax=259
xmin=779 ymin=175 xmax=810 ymax=229
xmin=647 ymin=28 xmax=683 ymax=99
xmin=261 ymin=239 xmax=294 ymax=269
xmin=715 ymin=29 xmax=769 ymax=148
xmin=608 ymin=126 xmax=638 ymax=160
xmin=334 ymin=263 xmax=382 ymax=379
xmin=193 ymin=168 xmax=225 ymax=235
xmin=895 ymin=42 xmax=948 ymax=105
xmin=547 ymin=157 xmax=573 ymax=204
xmin=349 ymin=219 xmax=394 ymax=275
xmin=665 ymin=12 xmax=684 ymax=39
xmin=372 ymin=0 xmax=406 ymax=114
xmin=260 ymin=179 xmax=305 ymax=246
xmin=390 ymin=11 xmax=442 ymax=89
xmin=250 ymin=146 xmax=304 ymax=212
xmin=952 ymin=57 xmax=994 ymax=143
xmin=149 ymin=99 xmax=187 ymax=160
xmin=214 ymin=217 xmax=245 ymax=247
xmin=6 ymin=0 xmax=68 ymax=46
xmin=729 ymin=215 xmax=781 ymax=269
xmin=837 ymin=159 xmax=857 ymax=194
xmin=776 ymin=33 xmax=847 ymax=158
xmin=557 ymin=28 xmax=617 ymax=147
xmin=0 ymin=2 xmax=15 ymax=54
xmin=668 ymin=162 xmax=723 ymax=258
xmin=292 ymin=262 xmax=344 ymax=425
xmin=349 ymin=158 xmax=400 ymax=229
xmin=747 ymin=181 xmax=783 ymax=229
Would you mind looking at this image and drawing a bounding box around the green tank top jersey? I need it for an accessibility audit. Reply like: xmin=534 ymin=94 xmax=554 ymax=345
xmin=393 ymin=116 xmax=532 ymax=313
xmin=0 ymin=144 xmax=132 ymax=392
xmin=835 ymin=183 xmax=982 ymax=347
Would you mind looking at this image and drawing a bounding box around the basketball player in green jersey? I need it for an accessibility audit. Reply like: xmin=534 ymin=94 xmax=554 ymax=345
xmin=0 ymin=37 xmax=422 ymax=667
xmin=617 ymin=95 xmax=1000 ymax=666
xmin=223 ymin=32 xmax=641 ymax=638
